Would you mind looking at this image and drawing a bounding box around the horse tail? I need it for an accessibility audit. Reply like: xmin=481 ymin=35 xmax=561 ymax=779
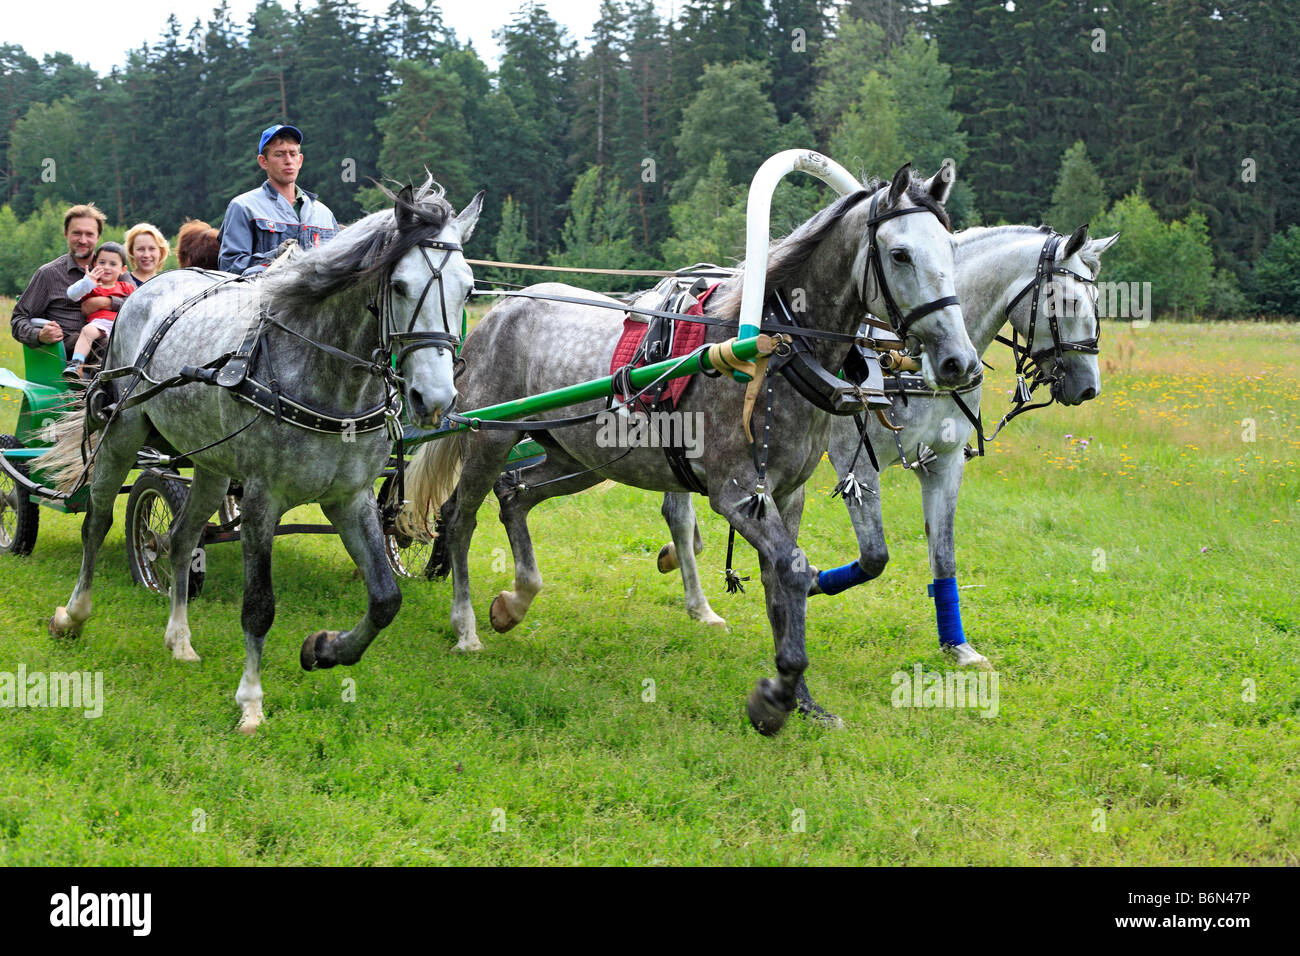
xmin=397 ymin=430 xmax=467 ymax=538
xmin=41 ymin=397 xmax=99 ymax=496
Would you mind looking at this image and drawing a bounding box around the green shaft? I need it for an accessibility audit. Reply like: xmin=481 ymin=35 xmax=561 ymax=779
xmin=408 ymin=334 xmax=768 ymax=444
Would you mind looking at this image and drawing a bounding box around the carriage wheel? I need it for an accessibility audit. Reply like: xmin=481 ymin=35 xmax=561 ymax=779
xmin=378 ymin=475 xmax=433 ymax=579
xmin=0 ymin=435 xmax=40 ymax=556
xmin=125 ymin=470 xmax=205 ymax=599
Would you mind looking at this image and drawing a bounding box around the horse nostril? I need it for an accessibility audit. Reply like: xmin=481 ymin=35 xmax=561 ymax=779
xmin=940 ymin=356 xmax=962 ymax=382
xmin=408 ymin=388 xmax=427 ymax=419
xmin=1079 ymin=386 xmax=1097 ymax=403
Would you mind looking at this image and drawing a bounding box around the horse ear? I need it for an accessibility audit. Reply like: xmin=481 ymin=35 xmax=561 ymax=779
xmin=888 ymin=163 xmax=912 ymax=206
xmin=455 ymin=190 xmax=486 ymax=243
xmin=1080 ymin=232 xmax=1120 ymax=273
xmin=394 ymin=184 xmax=418 ymax=233
xmin=1061 ymin=223 xmax=1089 ymax=260
xmin=924 ymin=161 xmax=955 ymax=206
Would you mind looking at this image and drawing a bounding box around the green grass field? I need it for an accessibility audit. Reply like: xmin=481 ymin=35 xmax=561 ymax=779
xmin=1 ymin=300 xmax=1297 ymax=864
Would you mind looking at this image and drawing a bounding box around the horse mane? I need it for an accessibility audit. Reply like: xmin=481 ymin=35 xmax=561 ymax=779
xmin=710 ymin=174 xmax=951 ymax=321
xmin=261 ymin=175 xmax=454 ymax=311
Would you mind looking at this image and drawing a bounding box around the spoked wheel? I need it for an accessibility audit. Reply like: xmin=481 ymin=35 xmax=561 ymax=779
xmin=125 ymin=469 xmax=204 ymax=599
xmin=378 ymin=475 xmax=433 ymax=579
xmin=0 ymin=435 xmax=40 ymax=556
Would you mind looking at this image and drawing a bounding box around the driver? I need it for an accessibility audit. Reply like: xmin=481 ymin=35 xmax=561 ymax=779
xmin=217 ymin=124 xmax=339 ymax=276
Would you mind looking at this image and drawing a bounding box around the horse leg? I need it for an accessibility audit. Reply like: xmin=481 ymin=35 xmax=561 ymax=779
xmin=660 ymin=491 xmax=725 ymax=627
xmin=443 ymin=437 xmax=517 ymax=652
xmin=300 ymin=489 xmax=402 ymax=669
xmin=917 ymin=450 xmax=990 ymax=669
xmin=712 ymin=489 xmax=821 ymax=736
xmin=163 ymin=466 xmax=229 ymax=662
xmin=489 ymin=450 xmax=605 ymax=633
xmin=655 ymin=491 xmax=705 ymax=572
xmin=50 ymin=414 xmax=149 ymax=638
xmin=233 ymin=484 xmax=281 ymax=734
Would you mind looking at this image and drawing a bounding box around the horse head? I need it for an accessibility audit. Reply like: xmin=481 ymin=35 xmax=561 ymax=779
xmin=855 ymin=163 xmax=980 ymax=390
xmin=388 ymin=182 xmax=484 ymax=428
xmin=1005 ymin=223 xmax=1119 ymax=406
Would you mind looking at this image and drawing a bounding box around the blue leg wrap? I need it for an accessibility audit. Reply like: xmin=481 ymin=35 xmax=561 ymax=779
xmin=928 ymin=577 xmax=966 ymax=647
xmin=817 ymin=560 xmax=870 ymax=596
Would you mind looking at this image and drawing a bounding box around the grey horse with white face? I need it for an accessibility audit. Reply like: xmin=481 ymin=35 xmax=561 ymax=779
xmin=655 ymin=223 xmax=1118 ymax=682
xmin=403 ymin=165 xmax=980 ymax=735
xmin=46 ymin=178 xmax=482 ymax=733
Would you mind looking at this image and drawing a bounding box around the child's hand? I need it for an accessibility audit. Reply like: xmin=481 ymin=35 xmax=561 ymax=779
xmin=89 ymin=265 xmax=108 ymax=284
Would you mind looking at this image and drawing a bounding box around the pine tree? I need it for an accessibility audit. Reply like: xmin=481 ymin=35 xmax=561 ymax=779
xmin=362 ymin=60 xmax=473 ymax=211
xmin=811 ymin=16 xmax=887 ymax=144
xmin=661 ymin=151 xmax=747 ymax=267
xmin=1045 ymin=141 xmax=1107 ymax=234
xmin=494 ymin=2 xmax=577 ymax=248
xmin=491 ymin=194 xmax=531 ymax=287
xmin=672 ymin=61 xmax=779 ymax=201
xmin=552 ymin=166 xmax=637 ymax=285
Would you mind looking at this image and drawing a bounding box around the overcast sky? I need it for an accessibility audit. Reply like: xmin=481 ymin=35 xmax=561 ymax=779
xmin=4 ymin=0 xmax=674 ymax=74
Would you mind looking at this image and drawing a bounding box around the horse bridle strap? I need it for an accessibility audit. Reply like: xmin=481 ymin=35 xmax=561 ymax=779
xmin=862 ymin=193 xmax=960 ymax=338
xmin=379 ymin=238 xmax=463 ymax=369
xmin=999 ymin=233 xmax=1099 ymax=368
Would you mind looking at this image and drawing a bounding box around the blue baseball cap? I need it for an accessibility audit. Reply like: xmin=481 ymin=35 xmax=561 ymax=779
xmin=259 ymin=124 xmax=303 ymax=154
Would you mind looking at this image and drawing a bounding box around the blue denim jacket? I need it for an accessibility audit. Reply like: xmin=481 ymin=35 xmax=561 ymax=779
xmin=217 ymin=180 xmax=339 ymax=276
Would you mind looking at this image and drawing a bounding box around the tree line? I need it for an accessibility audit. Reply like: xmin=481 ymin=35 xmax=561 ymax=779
xmin=1 ymin=0 xmax=1296 ymax=316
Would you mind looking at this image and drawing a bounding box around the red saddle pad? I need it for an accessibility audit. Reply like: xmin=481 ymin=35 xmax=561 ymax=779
xmin=610 ymin=283 xmax=719 ymax=410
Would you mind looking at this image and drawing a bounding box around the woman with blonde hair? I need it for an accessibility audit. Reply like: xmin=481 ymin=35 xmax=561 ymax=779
xmin=123 ymin=222 xmax=170 ymax=283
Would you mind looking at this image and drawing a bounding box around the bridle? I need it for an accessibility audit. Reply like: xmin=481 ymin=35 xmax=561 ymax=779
xmin=861 ymin=191 xmax=961 ymax=340
xmin=995 ymin=231 xmax=1098 ymax=410
xmin=864 ymin=230 xmax=1101 ymax=462
xmin=372 ymin=237 xmax=465 ymax=374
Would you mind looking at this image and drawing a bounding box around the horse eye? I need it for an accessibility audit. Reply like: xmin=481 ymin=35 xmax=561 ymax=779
xmin=890 ymin=249 xmax=911 ymax=264
xmin=392 ymin=280 xmax=409 ymax=297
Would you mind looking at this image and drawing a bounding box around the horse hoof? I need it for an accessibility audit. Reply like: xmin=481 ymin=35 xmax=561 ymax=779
xmin=746 ymin=679 xmax=792 ymax=736
xmin=657 ymin=543 xmax=679 ymax=574
xmin=236 ymin=711 xmax=263 ymax=735
xmin=689 ymin=609 xmax=727 ymax=629
xmin=48 ymin=607 xmax=81 ymax=638
xmin=943 ymin=641 xmax=993 ymax=670
xmin=489 ymin=593 xmax=520 ymax=633
xmin=300 ymin=630 xmax=341 ymax=671
xmin=453 ymin=636 xmax=484 ymax=653
xmin=172 ymin=642 xmax=201 ymax=663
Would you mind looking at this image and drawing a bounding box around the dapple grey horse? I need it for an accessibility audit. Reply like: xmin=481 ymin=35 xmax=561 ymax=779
xmin=657 ymin=223 xmax=1119 ymax=672
xmin=46 ymin=179 xmax=482 ymax=733
xmin=403 ymin=165 xmax=980 ymax=735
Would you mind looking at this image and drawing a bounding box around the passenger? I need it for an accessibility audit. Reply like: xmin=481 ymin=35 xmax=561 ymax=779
xmin=177 ymin=219 xmax=220 ymax=270
xmin=217 ymin=124 xmax=338 ymax=276
xmin=61 ymin=241 xmax=133 ymax=385
xmin=9 ymin=203 xmax=110 ymax=348
xmin=76 ymin=222 xmax=171 ymax=318
xmin=123 ymin=222 xmax=170 ymax=283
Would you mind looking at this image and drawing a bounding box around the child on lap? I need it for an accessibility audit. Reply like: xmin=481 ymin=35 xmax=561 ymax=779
xmin=63 ymin=241 xmax=133 ymax=384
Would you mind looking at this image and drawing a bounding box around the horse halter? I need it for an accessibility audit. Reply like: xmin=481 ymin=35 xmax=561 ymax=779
xmin=862 ymin=192 xmax=961 ymax=340
xmin=376 ymin=237 xmax=465 ymax=372
xmin=999 ymin=232 xmax=1099 ymax=391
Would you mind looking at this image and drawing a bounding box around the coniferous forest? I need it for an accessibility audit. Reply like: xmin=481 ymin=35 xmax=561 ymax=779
xmin=1 ymin=0 xmax=1297 ymax=317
